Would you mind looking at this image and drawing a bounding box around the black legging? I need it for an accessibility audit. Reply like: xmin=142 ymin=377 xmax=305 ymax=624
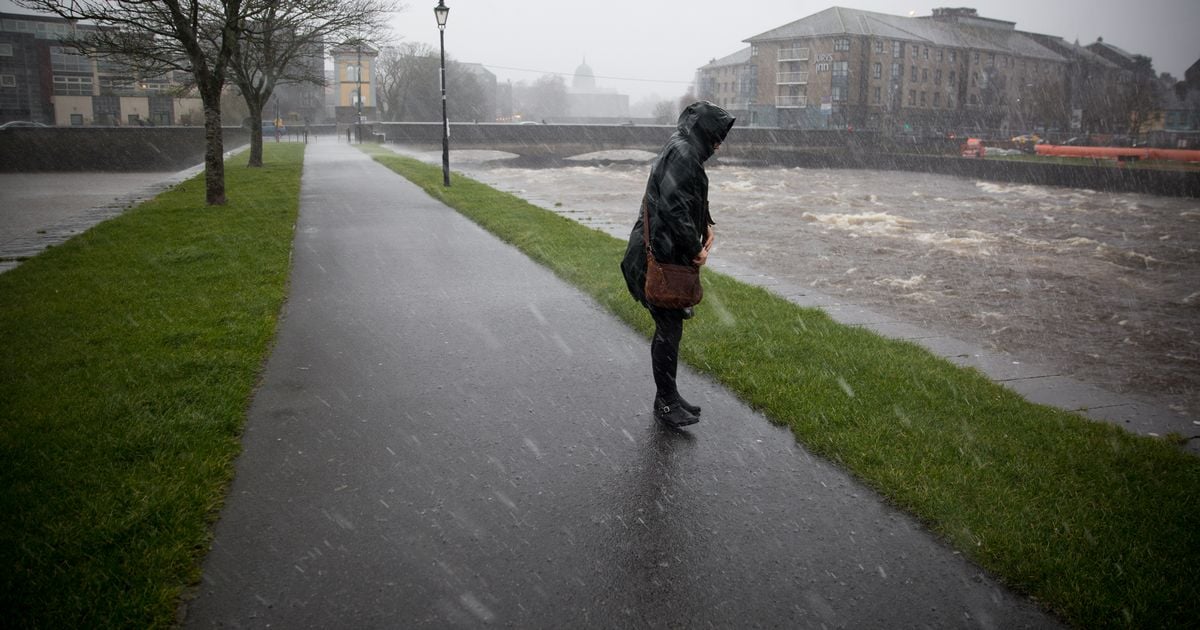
xmin=649 ymin=306 xmax=685 ymax=400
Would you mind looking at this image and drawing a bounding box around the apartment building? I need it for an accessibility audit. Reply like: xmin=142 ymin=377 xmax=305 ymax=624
xmin=695 ymin=47 xmax=756 ymax=123
xmin=2 ymin=11 xmax=325 ymax=128
xmin=0 ymin=12 xmax=204 ymax=126
xmin=740 ymin=6 xmax=1096 ymax=132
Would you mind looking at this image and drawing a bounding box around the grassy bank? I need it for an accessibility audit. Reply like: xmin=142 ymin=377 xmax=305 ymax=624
xmin=0 ymin=144 xmax=303 ymax=627
xmin=363 ymin=145 xmax=1199 ymax=628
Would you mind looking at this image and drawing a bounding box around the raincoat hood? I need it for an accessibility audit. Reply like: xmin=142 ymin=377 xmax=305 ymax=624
xmin=675 ymin=101 xmax=736 ymax=162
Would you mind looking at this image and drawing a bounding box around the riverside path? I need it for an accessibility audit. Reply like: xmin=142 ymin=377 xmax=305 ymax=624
xmin=180 ymin=142 xmax=1060 ymax=628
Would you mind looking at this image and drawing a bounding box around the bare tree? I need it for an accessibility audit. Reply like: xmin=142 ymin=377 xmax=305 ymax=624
xmin=377 ymin=43 xmax=438 ymax=121
xmin=1122 ymin=55 xmax=1159 ymax=139
xmin=375 ymin=43 xmax=487 ymax=123
xmin=512 ymin=74 xmax=568 ymax=122
xmin=19 ymin=0 xmax=259 ymax=205
xmin=651 ymin=100 xmax=675 ymax=124
xmin=231 ymin=0 xmax=398 ymax=167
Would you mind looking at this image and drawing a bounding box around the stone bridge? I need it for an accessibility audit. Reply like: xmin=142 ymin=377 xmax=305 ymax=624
xmin=378 ymin=122 xmax=886 ymax=162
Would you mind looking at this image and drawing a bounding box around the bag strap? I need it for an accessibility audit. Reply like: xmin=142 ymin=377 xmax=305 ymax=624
xmin=641 ymin=195 xmax=654 ymax=260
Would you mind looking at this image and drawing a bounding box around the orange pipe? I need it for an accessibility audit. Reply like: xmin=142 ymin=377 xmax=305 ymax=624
xmin=1036 ymin=145 xmax=1200 ymax=162
xmin=1148 ymin=148 xmax=1200 ymax=162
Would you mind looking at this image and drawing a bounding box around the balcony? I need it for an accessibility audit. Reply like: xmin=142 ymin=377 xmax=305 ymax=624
xmin=778 ymin=47 xmax=809 ymax=62
xmin=777 ymin=71 xmax=809 ymax=85
xmin=776 ymin=95 xmax=807 ymax=108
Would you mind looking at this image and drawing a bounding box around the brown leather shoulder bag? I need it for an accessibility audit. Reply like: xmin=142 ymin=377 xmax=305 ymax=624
xmin=642 ymin=199 xmax=703 ymax=309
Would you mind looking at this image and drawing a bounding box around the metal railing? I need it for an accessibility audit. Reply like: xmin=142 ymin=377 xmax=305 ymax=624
xmin=776 ymin=71 xmax=809 ymax=85
xmin=778 ymin=47 xmax=810 ymax=61
xmin=776 ymin=95 xmax=807 ymax=108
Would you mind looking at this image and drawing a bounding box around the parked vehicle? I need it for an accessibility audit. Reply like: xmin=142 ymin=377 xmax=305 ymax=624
xmin=961 ymin=137 xmax=985 ymax=158
xmin=1011 ymin=134 xmax=1043 ymax=153
xmin=0 ymin=120 xmax=49 ymax=129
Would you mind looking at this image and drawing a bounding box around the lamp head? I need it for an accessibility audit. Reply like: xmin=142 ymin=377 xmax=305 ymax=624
xmin=434 ymin=1 xmax=449 ymax=30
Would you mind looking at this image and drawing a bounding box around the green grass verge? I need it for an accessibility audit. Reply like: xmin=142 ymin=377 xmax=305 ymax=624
xmin=0 ymin=144 xmax=303 ymax=627
xmin=362 ymin=144 xmax=1200 ymax=628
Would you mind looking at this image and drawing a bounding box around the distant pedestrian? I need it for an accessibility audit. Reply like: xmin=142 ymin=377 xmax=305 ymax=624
xmin=620 ymin=101 xmax=734 ymax=428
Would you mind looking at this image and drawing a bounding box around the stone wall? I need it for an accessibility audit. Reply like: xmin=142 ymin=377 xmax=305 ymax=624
xmin=0 ymin=127 xmax=250 ymax=172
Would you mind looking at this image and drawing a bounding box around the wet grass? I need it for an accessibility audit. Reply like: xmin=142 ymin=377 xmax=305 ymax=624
xmin=363 ymin=144 xmax=1200 ymax=629
xmin=0 ymin=144 xmax=303 ymax=627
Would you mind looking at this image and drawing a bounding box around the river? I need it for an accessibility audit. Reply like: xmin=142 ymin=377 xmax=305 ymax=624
xmin=393 ymin=147 xmax=1200 ymax=424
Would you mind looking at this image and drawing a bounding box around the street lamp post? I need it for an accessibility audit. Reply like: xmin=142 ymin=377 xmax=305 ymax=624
xmin=435 ymin=1 xmax=450 ymax=186
xmin=356 ymin=42 xmax=362 ymax=144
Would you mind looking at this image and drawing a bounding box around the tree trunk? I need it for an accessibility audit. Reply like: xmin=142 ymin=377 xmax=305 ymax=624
xmin=202 ymin=91 xmax=227 ymax=206
xmin=247 ymin=98 xmax=264 ymax=168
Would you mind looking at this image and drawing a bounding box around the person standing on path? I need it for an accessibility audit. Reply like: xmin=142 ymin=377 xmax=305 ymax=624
xmin=621 ymin=101 xmax=735 ymax=428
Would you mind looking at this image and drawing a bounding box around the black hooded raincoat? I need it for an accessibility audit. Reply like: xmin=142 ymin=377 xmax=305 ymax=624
xmin=620 ymin=101 xmax=735 ymax=307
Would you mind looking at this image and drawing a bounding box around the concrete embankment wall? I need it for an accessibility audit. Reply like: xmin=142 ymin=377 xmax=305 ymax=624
xmin=766 ymin=150 xmax=1200 ymax=198
xmin=3 ymin=124 xmax=1197 ymax=196
xmin=0 ymin=126 xmax=250 ymax=172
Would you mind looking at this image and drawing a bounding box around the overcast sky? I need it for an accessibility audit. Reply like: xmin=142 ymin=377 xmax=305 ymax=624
xmin=4 ymin=0 xmax=1197 ymax=105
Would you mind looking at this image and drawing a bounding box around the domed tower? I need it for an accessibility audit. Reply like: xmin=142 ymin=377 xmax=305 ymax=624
xmin=572 ymin=57 xmax=596 ymax=92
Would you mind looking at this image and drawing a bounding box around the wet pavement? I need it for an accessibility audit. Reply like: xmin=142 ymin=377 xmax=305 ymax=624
xmin=0 ymin=150 xmax=242 ymax=274
xmin=179 ymin=142 xmax=1060 ymax=628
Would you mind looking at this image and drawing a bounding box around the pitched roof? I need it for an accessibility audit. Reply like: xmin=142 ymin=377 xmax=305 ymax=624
xmin=744 ymin=6 xmax=1064 ymax=62
xmin=700 ymin=47 xmax=753 ymax=70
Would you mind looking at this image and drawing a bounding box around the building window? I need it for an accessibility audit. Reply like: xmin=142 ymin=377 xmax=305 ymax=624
xmin=345 ymin=63 xmax=360 ymax=82
xmin=923 ymin=47 xmax=929 ymax=60
xmin=933 ymin=92 xmax=941 ymax=107
xmin=127 ymin=113 xmax=140 ymax=125
xmin=950 ymin=50 xmax=957 ymax=62
xmin=922 ymin=68 xmax=928 ymax=82
xmin=50 ymin=46 xmax=91 ymax=73
xmin=911 ymin=45 xmax=918 ymax=60
xmin=893 ymin=41 xmax=902 ymax=58
xmin=973 ymin=51 xmax=980 ymax=64
xmin=937 ymin=49 xmax=944 ymax=62
xmin=832 ymin=61 xmax=848 ymax=78
xmin=969 ymin=94 xmax=978 ymax=105
xmin=872 ymin=62 xmax=881 ymax=79
xmin=874 ymin=40 xmax=884 ymax=54
xmin=52 ymin=74 xmax=92 ymax=96
xmin=751 ymin=45 xmax=758 ymax=57
xmin=920 ymin=91 xmax=927 ymax=106
xmin=987 ymin=53 xmax=995 ymax=66
xmin=831 ymin=85 xmax=845 ymax=102
xmin=892 ymin=62 xmax=901 ymax=80
xmin=935 ymin=69 xmax=942 ymax=84
xmin=911 ymin=65 xmax=917 ymax=81
xmin=873 ymin=86 xmax=881 ymax=103
xmin=908 ymin=89 xmax=916 ymax=106
xmin=70 ymin=113 xmax=84 ymax=125
xmin=834 ymin=38 xmax=850 ymax=52
xmin=949 ymin=70 xmax=957 ymax=84
xmin=0 ymin=43 xmax=12 ymax=56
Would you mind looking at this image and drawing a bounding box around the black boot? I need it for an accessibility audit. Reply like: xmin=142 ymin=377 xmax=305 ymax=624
xmin=676 ymin=395 xmax=701 ymax=416
xmin=654 ymin=397 xmax=699 ymax=428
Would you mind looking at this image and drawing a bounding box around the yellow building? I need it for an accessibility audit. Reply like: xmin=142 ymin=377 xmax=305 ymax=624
xmin=331 ymin=42 xmax=378 ymax=125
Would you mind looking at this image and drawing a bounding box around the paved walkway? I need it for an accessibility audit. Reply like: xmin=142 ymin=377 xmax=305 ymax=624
xmin=179 ymin=142 xmax=1059 ymax=628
